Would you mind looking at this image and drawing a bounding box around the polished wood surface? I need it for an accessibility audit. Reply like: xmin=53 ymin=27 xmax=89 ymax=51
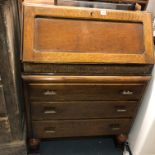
xmin=31 ymin=101 xmax=139 ymax=120
xmin=22 ymin=4 xmax=154 ymax=64
xmin=32 ymin=119 xmax=132 ymax=138
xmin=22 ymin=75 xmax=151 ymax=83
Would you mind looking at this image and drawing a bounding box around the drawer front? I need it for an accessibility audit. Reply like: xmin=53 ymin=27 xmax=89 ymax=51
xmin=31 ymin=101 xmax=139 ymax=120
xmin=23 ymin=5 xmax=154 ymax=64
xmin=0 ymin=85 xmax=7 ymax=116
xmin=32 ymin=119 xmax=132 ymax=138
xmin=0 ymin=118 xmax=11 ymax=143
xmin=28 ymin=83 xmax=146 ymax=101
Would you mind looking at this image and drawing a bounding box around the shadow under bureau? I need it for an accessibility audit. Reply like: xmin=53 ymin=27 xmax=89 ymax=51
xmin=21 ymin=0 xmax=154 ymax=152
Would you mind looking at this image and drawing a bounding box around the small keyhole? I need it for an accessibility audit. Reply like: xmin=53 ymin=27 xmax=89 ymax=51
xmin=90 ymin=12 xmax=93 ymax=16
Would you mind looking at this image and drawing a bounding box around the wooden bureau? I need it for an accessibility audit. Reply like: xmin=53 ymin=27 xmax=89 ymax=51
xmin=21 ymin=0 xmax=154 ymax=152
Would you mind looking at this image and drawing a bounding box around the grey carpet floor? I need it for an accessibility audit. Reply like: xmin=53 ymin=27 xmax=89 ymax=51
xmin=40 ymin=137 xmax=122 ymax=155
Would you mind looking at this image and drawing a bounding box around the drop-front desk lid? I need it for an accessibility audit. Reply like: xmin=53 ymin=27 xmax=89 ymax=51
xmin=22 ymin=0 xmax=154 ymax=64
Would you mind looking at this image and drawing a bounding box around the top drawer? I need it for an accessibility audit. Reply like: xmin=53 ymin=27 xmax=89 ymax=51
xmin=28 ymin=83 xmax=146 ymax=101
xmin=22 ymin=4 xmax=154 ymax=64
xmin=24 ymin=76 xmax=150 ymax=101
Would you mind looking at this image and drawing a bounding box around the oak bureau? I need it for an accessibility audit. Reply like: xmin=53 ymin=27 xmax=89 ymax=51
xmin=21 ymin=0 xmax=154 ymax=152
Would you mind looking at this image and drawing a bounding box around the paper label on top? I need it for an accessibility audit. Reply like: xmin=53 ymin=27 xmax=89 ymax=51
xmin=100 ymin=9 xmax=107 ymax=16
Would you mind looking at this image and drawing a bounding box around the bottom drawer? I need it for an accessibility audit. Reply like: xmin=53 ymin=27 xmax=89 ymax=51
xmin=32 ymin=119 xmax=132 ymax=138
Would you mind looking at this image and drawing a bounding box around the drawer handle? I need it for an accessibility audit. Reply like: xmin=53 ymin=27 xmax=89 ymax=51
xmin=111 ymin=127 xmax=121 ymax=131
xmin=121 ymin=90 xmax=133 ymax=95
xmin=44 ymin=90 xmax=57 ymax=96
xmin=43 ymin=107 xmax=56 ymax=114
xmin=115 ymin=106 xmax=127 ymax=113
xmin=110 ymin=124 xmax=120 ymax=131
xmin=116 ymin=109 xmax=127 ymax=113
xmin=44 ymin=110 xmax=57 ymax=114
xmin=45 ymin=127 xmax=56 ymax=134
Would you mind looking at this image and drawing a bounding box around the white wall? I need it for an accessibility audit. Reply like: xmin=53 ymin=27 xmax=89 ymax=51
xmin=147 ymin=0 xmax=155 ymax=16
xmin=128 ymin=1 xmax=155 ymax=154
xmin=129 ymin=68 xmax=155 ymax=155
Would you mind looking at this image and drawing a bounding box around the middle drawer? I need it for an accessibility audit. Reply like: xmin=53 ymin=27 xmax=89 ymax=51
xmin=31 ymin=101 xmax=139 ymax=120
xmin=28 ymin=83 xmax=146 ymax=101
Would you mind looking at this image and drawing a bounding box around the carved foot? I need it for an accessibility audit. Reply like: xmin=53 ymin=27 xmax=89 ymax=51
xmin=28 ymin=138 xmax=40 ymax=154
xmin=115 ymin=134 xmax=128 ymax=149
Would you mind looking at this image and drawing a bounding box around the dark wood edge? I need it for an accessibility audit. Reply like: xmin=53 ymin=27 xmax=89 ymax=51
xmin=23 ymin=83 xmax=33 ymax=138
xmin=22 ymin=63 xmax=154 ymax=76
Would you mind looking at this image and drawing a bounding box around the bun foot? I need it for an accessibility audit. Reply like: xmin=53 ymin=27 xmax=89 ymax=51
xmin=28 ymin=138 xmax=40 ymax=154
xmin=115 ymin=134 xmax=128 ymax=149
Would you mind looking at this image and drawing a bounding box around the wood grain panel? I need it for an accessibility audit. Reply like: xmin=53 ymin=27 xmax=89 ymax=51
xmin=34 ymin=18 xmax=144 ymax=54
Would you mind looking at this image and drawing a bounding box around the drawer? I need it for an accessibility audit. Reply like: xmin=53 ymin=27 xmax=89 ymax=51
xmin=28 ymin=83 xmax=146 ymax=101
xmin=0 ymin=117 xmax=11 ymax=143
xmin=31 ymin=101 xmax=139 ymax=120
xmin=32 ymin=119 xmax=132 ymax=138
xmin=0 ymin=85 xmax=7 ymax=116
xmin=23 ymin=4 xmax=154 ymax=64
